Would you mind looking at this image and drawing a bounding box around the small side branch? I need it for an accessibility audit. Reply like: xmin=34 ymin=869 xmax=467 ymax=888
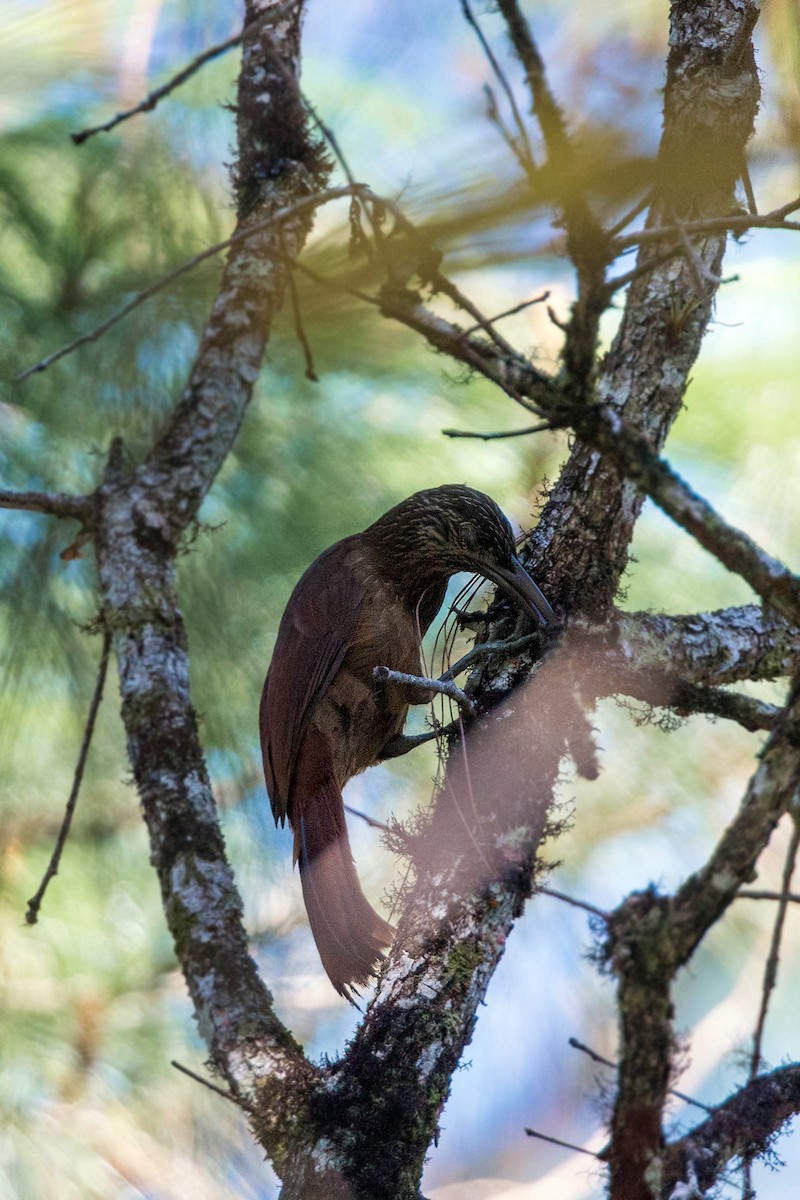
xmin=524 ymin=1127 xmax=601 ymax=1159
xmin=670 ymin=683 xmax=779 ymax=732
xmin=373 ymin=665 xmax=476 ymax=716
xmin=748 ymin=816 xmax=800 ymax=1077
xmin=442 ymin=421 xmax=554 ymax=441
xmin=567 ymin=1037 xmax=711 ymax=1113
xmin=582 ymin=407 xmax=800 ymax=626
xmin=440 ymin=633 xmax=540 ymax=682
xmin=25 ymin=628 xmax=112 ymax=925
xmin=613 ymin=196 xmax=800 ymax=251
xmin=0 ymin=488 xmax=92 ymax=521
xmin=171 ymin=1059 xmax=252 ymax=1110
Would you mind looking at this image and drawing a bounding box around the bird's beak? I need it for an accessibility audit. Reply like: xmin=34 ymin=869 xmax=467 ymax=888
xmin=483 ymin=556 xmax=554 ymax=628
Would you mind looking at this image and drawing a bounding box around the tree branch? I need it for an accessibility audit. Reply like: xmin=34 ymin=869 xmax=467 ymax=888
xmin=662 ymin=1064 xmax=800 ymax=1197
xmin=604 ymin=670 xmax=800 ymax=1199
xmin=91 ymin=0 xmax=329 ymax=1128
xmin=25 ymin=629 xmax=112 ymax=925
xmin=13 ymin=186 xmax=359 ymax=383
xmin=0 ymin=488 xmax=92 ymax=521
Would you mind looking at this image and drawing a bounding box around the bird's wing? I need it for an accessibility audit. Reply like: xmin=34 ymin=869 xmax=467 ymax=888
xmin=259 ymin=539 xmax=365 ymax=825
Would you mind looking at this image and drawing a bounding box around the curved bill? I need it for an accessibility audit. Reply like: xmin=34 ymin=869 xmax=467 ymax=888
xmin=483 ymin=556 xmax=554 ymax=627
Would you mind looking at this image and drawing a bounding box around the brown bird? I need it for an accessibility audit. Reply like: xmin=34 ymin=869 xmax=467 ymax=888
xmin=259 ymin=484 xmax=553 ymax=1000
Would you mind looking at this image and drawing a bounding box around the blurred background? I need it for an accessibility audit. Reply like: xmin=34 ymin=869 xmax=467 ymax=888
xmin=1 ymin=1 xmax=799 ymax=1197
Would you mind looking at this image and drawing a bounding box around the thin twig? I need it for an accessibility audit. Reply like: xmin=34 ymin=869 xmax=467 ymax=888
xmin=71 ymin=5 xmax=292 ymax=144
xmin=674 ymin=214 xmax=723 ymax=293
xmin=442 ymin=421 xmax=554 ymax=441
xmin=568 ymin=1037 xmax=712 ymax=1113
xmin=613 ymin=197 xmax=800 ymax=251
xmin=748 ymin=817 xmax=800 ymax=1078
xmin=740 ymin=156 xmax=757 ymax=216
xmin=171 ymin=1060 xmax=251 ymax=1109
xmin=606 ymin=192 xmax=652 ymax=238
xmin=483 ymin=83 xmax=530 ymax=174
xmin=25 ymin=629 xmax=112 ymax=925
xmin=440 ymin=634 xmax=541 ymax=682
xmin=539 ymin=886 xmax=609 ymax=921
xmin=285 ymin=258 xmax=319 ymax=381
xmin=737 ymin=889 xmax=800 ymax=904
xmin=524 ymin=1127 xmax=601 ymax=1159
xmin=604 ymin=246 xmax=685 ymax=296
xmin=344 ymin=805 xmax=390 ymax=833
xmin=460 ymin=0 xmax=536 ymax=174
xmin=13 ymin=186 xmax=360 ymax=382
xmin=459 ymin=290 xmax=550 ymax=336
xmin=373 ymin=665 xmax=476 ymax=717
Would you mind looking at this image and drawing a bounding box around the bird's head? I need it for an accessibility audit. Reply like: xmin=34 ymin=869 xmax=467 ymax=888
xmin=366 ymin=484 xmax=553 ymax=627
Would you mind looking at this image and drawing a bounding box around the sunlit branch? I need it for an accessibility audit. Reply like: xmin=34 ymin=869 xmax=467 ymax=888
xmin=737 ymin=889 xmax=800 ymax=903
xmin=442 ymin=421 xmax=555 ymax=440
xmin=373 ymin=665 xmax=476 ymax=717
xmin=572 ymin=407 xmax=800 ymax=626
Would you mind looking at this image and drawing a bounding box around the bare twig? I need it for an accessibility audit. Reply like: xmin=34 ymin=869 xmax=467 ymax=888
xmin=171 ymin=1060 xmax=251 ymax=1109
xmin=740 ymin=156 xmax=757 ymax=215
xmin=674 ymin=214 xmax=724 ymax=292
xmin=539 ymin=886 xmax=609 ymax=920
xmin=460 ymin=0 xmax=536 ymax=174
xmin=285 ymin=259 xmax=319 ymax=381
xmin=373 ymin=665 xmax=476 ymax=716
xmin=344 ymin=805 xmax=390 ymax=833
xmin=13 ymin=186 xmax=360 ymax=382
xmin=442 ymin=421 xmax=554 ymax=440
xmin=524 ymin=1127 xmax=601 ymax=1159
xmin=25 ymin=628 xmax=112 ymax=925
xmin=460 ymin=291 xmax=551 ymax=336
xmin=71 ymin=5 xmax=292 ymax=144
xmin=606 ymin=192 xmax=652 ymax=238
xmin=583 ymin=407 xmax=800 ymax=627
xmin=604 ymin=246 xmax=685 ymax=296
xmin=440 ymin=633 xmax=541 ymax=681
xmin=568 ymin=1037 xmax=712 ymax=1113
xmin=748 ymin=816 xmax=800 ymax=1077
xmin=292 ymin=258 xmax=378 ymax=307
xmin=613 ymin=196 xmax=800 ymax=251
xmin=495 ymin=0 xmax=608 ymax=400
